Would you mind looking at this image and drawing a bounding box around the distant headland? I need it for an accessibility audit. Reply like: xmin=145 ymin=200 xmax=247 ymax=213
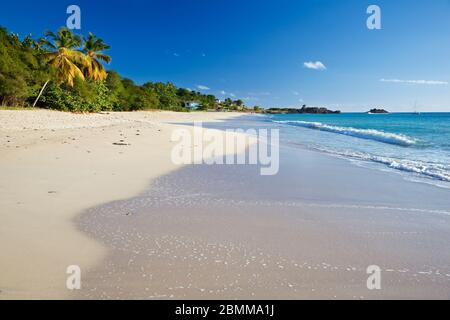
xmin=264 ymin=105 xmax=341 ymax=114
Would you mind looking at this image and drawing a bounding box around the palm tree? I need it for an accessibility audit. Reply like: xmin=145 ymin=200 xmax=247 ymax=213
xmin=33 ymin=37 xmax=49 ymax=53
xmin=42 ymin=27 xmax=85 ymax=86
xmin=33 ymin=28 xmax=85 ymax=107
xmin=81 ymin=32 xmax=111 ymax=81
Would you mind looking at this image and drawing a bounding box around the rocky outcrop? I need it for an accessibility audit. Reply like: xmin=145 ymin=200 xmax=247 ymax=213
xmin=368 ymin=108 xmax=389 ymax=114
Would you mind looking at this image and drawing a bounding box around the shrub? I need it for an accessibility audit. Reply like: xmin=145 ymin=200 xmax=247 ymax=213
xmin=40 ymin=80 xmax=114 ymax=112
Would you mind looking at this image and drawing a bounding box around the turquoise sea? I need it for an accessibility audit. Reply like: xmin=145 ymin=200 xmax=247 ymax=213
xmin=268 ymin=113 xmax=450 ymax=188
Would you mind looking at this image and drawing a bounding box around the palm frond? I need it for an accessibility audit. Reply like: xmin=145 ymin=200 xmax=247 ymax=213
xmin=95 ymin=53 xmax=112 ymax=64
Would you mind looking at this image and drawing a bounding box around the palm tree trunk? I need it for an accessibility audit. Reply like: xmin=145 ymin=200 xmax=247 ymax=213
xmin=32 ymin=80 xmax=50 ymax=107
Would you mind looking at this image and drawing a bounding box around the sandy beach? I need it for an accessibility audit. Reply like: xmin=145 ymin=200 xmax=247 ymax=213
xmin=72 ymin=118 xmax=450 ymax=300
xmin=0 ymin=109 xmax=243 ymax=299
xmin=1 ymin=110 xmax=450 ymax=300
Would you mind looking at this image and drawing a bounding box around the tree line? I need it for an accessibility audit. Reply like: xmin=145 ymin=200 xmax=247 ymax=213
xmin=0 ymin=26 xmax=259 ymax=113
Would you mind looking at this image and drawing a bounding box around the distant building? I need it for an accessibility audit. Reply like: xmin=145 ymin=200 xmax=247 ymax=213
xmin=183 ymin=102 xmax=201 ymax=110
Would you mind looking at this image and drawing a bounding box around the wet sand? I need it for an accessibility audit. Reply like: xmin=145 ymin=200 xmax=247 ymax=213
xmin=74 ymin=121 xmax=450 ymax=299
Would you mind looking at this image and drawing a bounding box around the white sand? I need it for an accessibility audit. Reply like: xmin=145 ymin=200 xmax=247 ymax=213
xmin=0 ymin=109 xmax=244 ymax=299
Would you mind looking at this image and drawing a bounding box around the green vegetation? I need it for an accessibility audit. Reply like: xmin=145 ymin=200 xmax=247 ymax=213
xmin=0 ymin=26 xmax=258 ymax=113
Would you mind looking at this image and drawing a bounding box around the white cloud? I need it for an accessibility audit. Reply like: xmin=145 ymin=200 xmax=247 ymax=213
xmin=380 ymin=79 xmax=448 ymax=85
xmin=220 ymin=90 xmax=236 ymax=97
xmin=292 ymin=91 xmax=300 ymax=96
xmin=173 ymin=53 xmax=180 ymax=57
xmin=303 ymin=61 xmax=326 ymax=70
xmin=197 ymin=85 xmax=210 ymax=90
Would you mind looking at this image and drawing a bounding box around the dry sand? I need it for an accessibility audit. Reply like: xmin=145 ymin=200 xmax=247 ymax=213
xmin=0 ymin=109 xmax=244 ymax=299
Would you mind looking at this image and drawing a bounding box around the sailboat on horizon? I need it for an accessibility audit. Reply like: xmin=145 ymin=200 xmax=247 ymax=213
xmin=413 ymin=101 xmax=421 ymax=115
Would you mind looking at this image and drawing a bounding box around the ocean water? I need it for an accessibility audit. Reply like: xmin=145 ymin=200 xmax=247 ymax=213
xmin=267 ymin=113 xmax=450 ymax=188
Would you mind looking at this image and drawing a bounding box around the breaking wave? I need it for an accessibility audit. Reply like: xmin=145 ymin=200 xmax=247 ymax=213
xmin=273 ymin=120 xmax=417 ymax=147
xmin=314 ymin=147 xmax=450 ymax=183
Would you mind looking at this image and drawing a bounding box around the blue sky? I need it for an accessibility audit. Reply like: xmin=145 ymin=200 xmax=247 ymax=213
xmin=1 ymin=0 xmax=449 ymax=111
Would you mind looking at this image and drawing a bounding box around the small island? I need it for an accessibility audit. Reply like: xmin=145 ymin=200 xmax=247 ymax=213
xmin=264 ymin=105 xmax=341 ymax=114
xmin=368 ymin=108 xmax=389 ymax=114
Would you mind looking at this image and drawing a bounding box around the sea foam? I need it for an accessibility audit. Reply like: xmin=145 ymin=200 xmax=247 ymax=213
xmin=314 ymin=147 xmax=450 ymax=183
xmin=273 ymin=120 xmax=416 ymax=147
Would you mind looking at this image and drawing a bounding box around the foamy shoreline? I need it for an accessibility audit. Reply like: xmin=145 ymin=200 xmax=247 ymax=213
xmin=0 ymin=109 xmax=244 ymax=299
xmin=2 ymin=109 xmax=450 ymax=300
xmin=74 ymin=132 xmax=450 ymax=299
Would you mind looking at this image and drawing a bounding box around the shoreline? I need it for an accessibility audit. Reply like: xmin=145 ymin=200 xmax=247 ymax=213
xmin=74 ymin=137 xmax=450 ymax=299
xmin=71 ymin=116 xmax=450 ymax=299
xmin=263 ymin=113 xmax=450 ymax=189
xmin=2 ymin=110 xmax=450 ymax=299
xmin=0 ymin=109 xmax=245 ymax=299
